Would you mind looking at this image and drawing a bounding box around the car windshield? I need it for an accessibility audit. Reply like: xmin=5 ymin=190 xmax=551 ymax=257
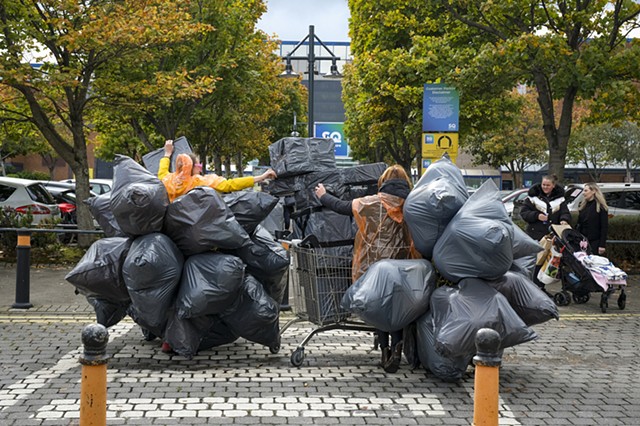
xmin=26 ymin=183 xmax=55 ymax=204
xmin=564 ymin=186 xmax=583 ymax=204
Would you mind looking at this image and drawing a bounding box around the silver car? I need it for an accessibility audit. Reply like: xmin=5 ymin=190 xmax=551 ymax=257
xmin=0 ymin=177 xmax=61 ymax=225
xmin=565 ymin=183 xmax=640 ymax=217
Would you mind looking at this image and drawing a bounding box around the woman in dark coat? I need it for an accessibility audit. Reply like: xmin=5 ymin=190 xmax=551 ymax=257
xmin=314 ymin=165 xmax=417 ymax=373
xmin=519 ymin=174 xmax=571 ymax=292
xmin=576 ymin=183 xmax=609 ymax=256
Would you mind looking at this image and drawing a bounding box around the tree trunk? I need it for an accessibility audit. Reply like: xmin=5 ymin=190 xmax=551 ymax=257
xmin=224 ymin=157 xmax=232 ymax=177
xmin=235 ymin=152 xmax=243 ymax=177
xmin=213 ymin=154 xmax=222 ymax=175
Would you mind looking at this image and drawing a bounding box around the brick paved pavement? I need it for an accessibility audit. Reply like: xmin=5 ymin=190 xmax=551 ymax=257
xmin=1 ymin=265 xmax=639 ymax=425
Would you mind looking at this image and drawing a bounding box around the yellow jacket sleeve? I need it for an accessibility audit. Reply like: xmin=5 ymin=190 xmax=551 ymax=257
xmin=212 ymin=176 xmax=255 ymax=193
xmin=158 ymin=157 xmax=171 ymax=180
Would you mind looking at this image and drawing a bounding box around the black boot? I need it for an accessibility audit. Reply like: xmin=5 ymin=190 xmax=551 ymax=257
xmin=383 ymin=341 xmax=403 ymax=373
xmin=380 ymin=346 xmax=391 ymax=368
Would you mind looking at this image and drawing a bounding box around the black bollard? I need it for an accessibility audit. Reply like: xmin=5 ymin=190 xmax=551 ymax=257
xmin=12 ymin=228 xmax=32 ymax=309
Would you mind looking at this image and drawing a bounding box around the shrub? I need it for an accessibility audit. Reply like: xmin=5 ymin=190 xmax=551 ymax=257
xmin=11 ymin=171 xmax=51 ymax=181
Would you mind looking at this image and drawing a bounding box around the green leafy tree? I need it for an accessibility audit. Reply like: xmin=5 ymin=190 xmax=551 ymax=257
xmin=438 ymin=0 xmax=640 ymax=182
xmin=567 ymin=123 xmax=617 ymax=182
xmin=0 ymin=0 xmax=214 ymax=243
xmin=605 ymin=121 xmax=640 ymax=182
xmin=466 ymin=90 xmax=547 ymax=188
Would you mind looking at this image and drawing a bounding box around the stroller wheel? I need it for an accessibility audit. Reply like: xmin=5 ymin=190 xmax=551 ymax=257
xmin=553 ymin=292 xmax=570 ymax=306
xmin=572 ymin=293 xmax=590 ymax=304
xmin=600 ymin=294 xmax=608 ymax=313
xmin=618 ymin=292 xmax=626 ymax=310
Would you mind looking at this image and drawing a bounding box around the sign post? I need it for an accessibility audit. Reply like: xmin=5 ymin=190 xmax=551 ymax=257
xmin=422 ymin=84 xmax=459 ymax=171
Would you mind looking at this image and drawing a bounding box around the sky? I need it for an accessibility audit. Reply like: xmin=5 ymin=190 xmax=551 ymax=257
xmin=257 ymin=0 xmax=350 ymax=42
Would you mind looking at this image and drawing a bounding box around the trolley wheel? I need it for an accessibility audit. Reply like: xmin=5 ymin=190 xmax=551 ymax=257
xmin=553 ymin=292 xmax=570 ymax=307
xmin=617 ymin=292 xmax=626 ymax=310
xmin=600 ymin=294 xmax=608 ymax=313
xmin=290 ymin=348 xmax=305 ymax=367
xmin=269 ymin=344 xmax=280 ymax=354
xmin=572 ymin=293 xmax=590 ymax=304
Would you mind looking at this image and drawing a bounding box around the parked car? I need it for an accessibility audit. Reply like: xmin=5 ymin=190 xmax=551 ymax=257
xmin=565 ymin=183 xmax=640 ymax=217
xmin=58 ymin=178 xmax=112 ymax=195
xmin=502 ymin=188 xmax=530 ymax=218
xmin=0 ymin=177 xmax=61 ymax=225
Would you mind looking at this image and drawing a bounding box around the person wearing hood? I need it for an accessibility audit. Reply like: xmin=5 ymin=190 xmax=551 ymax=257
xmin=520 ymin=174 xmax=571 ymax=293
xmin=158 ymin=139 xmax=276 ymax=202
xmin=314 ymin=165 xmax=419 ymax=374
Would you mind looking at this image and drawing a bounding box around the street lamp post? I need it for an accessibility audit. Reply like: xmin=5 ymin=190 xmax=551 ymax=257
xmin=280 ymin=25 xmax=342 ymax=138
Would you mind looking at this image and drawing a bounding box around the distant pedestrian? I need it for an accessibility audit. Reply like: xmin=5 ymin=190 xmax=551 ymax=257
xmin=576 ymin=183 xmax=609 ymax=256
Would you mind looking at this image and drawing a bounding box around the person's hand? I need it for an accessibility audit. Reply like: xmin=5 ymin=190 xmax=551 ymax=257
xmin=598 ymin=247 xmax=606 ymax=255
xmin=538 ymin=213 xmax=548 ymax=222
xmin=315 ymin=183 xmax=326 ymax=198
xmin=254 ymin=168 xmax=276 ymax=183
xmin=164 ymin=140 xmax=174 ymax=157
xmin=560 ymin=220 xmax=569 ymax=225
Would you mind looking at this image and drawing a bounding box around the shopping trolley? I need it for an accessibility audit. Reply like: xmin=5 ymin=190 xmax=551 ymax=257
xmin=279 ymin=236 xmax=377 ymax=367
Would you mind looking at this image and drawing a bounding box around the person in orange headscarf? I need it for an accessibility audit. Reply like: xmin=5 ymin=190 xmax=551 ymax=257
xmin=158 ymin=139 xmax=276 ymax=202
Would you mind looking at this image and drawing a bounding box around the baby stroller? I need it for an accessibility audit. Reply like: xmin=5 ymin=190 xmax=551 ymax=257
xmin=548 ymin=224 xmax=627 ymax=313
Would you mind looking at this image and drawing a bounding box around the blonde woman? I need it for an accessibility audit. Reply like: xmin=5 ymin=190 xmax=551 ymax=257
xmin=576 ymin=183 xmax=609 ymax=255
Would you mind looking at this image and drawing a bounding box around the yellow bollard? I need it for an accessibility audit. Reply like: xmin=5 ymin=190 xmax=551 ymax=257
xmin=472 ymin=328 xmax=502 ymax=426
xmin=79 ymin=324 xmax=109 ymax=426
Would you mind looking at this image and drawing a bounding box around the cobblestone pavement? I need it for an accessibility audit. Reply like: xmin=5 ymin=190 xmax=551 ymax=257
xmin=1 ymin=266 xmax=639 ymax=425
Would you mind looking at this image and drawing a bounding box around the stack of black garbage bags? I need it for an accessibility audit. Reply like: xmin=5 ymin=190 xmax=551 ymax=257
xmin=66 ymin=154 xmax=289 ymax=359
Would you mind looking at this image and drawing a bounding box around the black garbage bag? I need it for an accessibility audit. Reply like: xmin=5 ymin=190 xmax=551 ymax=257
xmin=433 ymin=179 xmax=514 ymax=282
xmin=401 ymin=322 xmax=421 ymax=370
xmin=259 ymin=198 xmax=285 ymax=238
xmin=512 ymin=224 xmax=543 ymax=259
xmin=341 ymin=259 xmax=436 ymax=332
xmin=416 ymin=311 xmax=471 ymax=382
xmin=268 ymin=137 xmax=336 ymax=178
xmin=510 ymin=254 xmax=537 ymax=280
xmin=430 ymin=279 xmax=537 ymax=359
xmin=220 ymin=274 xmax=280 ymax=349
xmin=163 ymin=187 xmax=250 ymax=256
xmin=223 ymin=191 xmax=279 ymax=235
xmin=142 ymin=135 xmax=193 ymax=175
xmin=340 ymin=163 xmax=387 ymax=185
xmin=122 ymin=233 xmax=184 ymax=337
xmin=404 ymin=177 xmax=468 ymax=259
xmin=65 ymin=237 xmax=132 ymax=303
xmin=487 ymin=271 xmax=559 ymax=326
xmin=293 ymin=170 xmax=345 ymax=210
xmin=85 ymin=296 xmax=130 ymax=328
xmin=199 ymin=318 xmax=240 ymax=351
xmin=110 ymin=154 xmax=169 ymax=237
xmin=175 ymin=252 xmax=246 ymax=319
xmin=226 ymin=225 xmax=289 ymax=303
xmin=415 ymin=153 xmax=467 ymax=191
xmin=164 ymin=309 xmax=217 ymax=359
xmin=84 ymin=193 xmax=125 ymax=238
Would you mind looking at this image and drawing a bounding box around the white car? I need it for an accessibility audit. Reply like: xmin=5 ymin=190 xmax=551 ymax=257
xmin=58 ymin=178 xmax=112 ymax=195
xmin=0 ymin=177 xmax=61 ymax=225
xmin=565 ymin=183 xmax=640 ymax=217
xmin=502 ymin=188 xmax=530 ymax=218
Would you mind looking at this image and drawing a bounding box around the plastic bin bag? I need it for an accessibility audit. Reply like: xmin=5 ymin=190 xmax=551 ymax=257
xmin=431 ymin=279 xmax=537 ymax=359
xmin=175 ymin=252 xmax=246 ymax=319
xmin=86 ymin=296 xmax=130 ymax=328
xmin=220 ymin=274 xmax=280 ymax=349
xmin=268 ymin=137 xmax=336 ymax=178
xmin=433 ymin=179 xmax=514 ymax=282
xmin=164 ymin=309 xmax=216 ymax=359
xmin=65 ymin=237 xmax=132 ymax=303
xmin=223 ymin=191 xmax=279 ymax=235
xmin=163 ymin=186 xmax=250 ymax=256
xmin=416 ymin=311 xmax=471 ymax=382
xmin=142 ymin=136 xmax=193 ymax=175
xmin=488 ymin=271 xmax=559 ymax=326
xmin=84 ymin=193 xmax=125 ymax=238
xmin=122 ymin=233 xmax=184 ymax=337
xmin=342 ymin=259 xmax=436 ymax=332
xmin=110 ymin=154 xmax=169 ymax=237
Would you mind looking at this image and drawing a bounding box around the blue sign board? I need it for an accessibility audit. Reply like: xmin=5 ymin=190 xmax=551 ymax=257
xmin=422 ymin=84 xmax=459 ymax=132
xmin=314 ymin=122 xmax=349 ymax=157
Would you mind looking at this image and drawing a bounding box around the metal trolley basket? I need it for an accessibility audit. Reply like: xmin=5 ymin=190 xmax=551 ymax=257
xmin=279 ymin=236 xmax=376 ymax=367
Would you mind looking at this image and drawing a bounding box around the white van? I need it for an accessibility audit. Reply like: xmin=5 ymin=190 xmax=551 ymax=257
xmin=565 ymin=183 xmax=640 ymax=217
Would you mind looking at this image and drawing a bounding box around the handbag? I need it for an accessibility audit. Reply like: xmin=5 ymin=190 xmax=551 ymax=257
xmin=536 ymin=234 xmax=553 ymax=266
xmin=537 ymin=245 xmax=562 ymax=285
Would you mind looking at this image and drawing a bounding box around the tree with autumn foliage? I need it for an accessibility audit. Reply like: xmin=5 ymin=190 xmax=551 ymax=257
xmin=0 ymin=0 xmax=214 ymax=242
xmin=465 ymin=90 xmax=547 ymax=188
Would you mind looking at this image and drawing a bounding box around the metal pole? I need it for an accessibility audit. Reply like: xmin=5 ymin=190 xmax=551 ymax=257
xmin=12 ymin=228 xmax=32 ymax=309
xmin=308 ymin=25 xmax=315 ymax=138
xmin=79 ymin=323 xmax=109 ymax=426
xmin=472 ymin=328 xmax=502 ymax=426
